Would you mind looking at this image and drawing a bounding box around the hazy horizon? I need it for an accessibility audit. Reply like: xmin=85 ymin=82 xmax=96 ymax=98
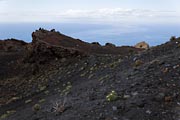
xmin=0 ymin=22 xmax=180 ymax=46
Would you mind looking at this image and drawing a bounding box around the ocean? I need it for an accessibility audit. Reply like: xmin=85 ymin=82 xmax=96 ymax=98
xmin=0 ymin=23 xmax=180 ymax=46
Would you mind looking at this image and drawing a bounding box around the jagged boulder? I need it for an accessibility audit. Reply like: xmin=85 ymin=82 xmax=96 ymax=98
xmin=170 ymin=36 xmax=176 ymax=41
xmin=135 ymin=41 xmax=149 ymax=49
xmin=105 ymin=43 xmax=116 ymax=47
xmin=91 ymin=42 xmax=101 ymax=46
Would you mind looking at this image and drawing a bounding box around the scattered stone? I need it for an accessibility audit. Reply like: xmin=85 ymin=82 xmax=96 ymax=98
xmin=61 ymin=58 xmax=67 ymax=62
xmin=173 ymin=65 xmax=179 ymax=69
xmin=112 ymin=106 xmax=118 ymax=111
xmin=123 ymin=95 xmax=131 ymax=99
xmin=154 ymin=92 xmax=165 ymax=101
xmin=113 ymin=117 xmax=118 ymax=120
xmin=165 ymin=96 xmax=172 ymax=102
xmin=131 ymin=92 xmax=138 ymax=96
xmin=177 ymin=102 xmax=180 ymax=106
xmin=162 ymin=68 xmax=168 ymax=73
xmin=133 ymin=57 xmax=138 ymax=61
xmin=146 ymin=110 xmax=152 ymax=114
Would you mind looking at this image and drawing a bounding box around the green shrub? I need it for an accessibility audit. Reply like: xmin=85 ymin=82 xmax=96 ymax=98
xmin=32 ymin=104 xmax=41 ymax=112
xmin=39 ymin=99 xmax=46 ymax=103
xmin=25 ymin=99 xmax=32 ymax=104
xmin=134 ymin=60 xmax=143 ymax=67
xmin=61 ymin=82 xmax=72 ymax=96
xmin=0 ymin=110 xmax=16 ymax=120
xmin=106 ymin=90 xmax=118 ymax=102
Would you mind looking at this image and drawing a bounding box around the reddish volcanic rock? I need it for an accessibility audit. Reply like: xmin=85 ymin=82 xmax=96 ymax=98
xmin=0 ymin=39 xmax=27 ymax=52
xmin=31 ymin=28 xmax=142 ymax=55
xmin=32 ymin=28 xmax=91 ymax=51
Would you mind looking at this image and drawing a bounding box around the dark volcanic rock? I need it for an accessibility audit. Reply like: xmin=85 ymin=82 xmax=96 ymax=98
xmin=91 ymin=42 xmax=101 ymax=46
xmin=105 ymin=42 xmax=116 ymax=47
xmin=0 ymin=39 xmax=27 ymax=52
xmin=2 ymin=28 xmax=177 ymax=120
xmin=0 ymin=29 xmax=141 ymax=107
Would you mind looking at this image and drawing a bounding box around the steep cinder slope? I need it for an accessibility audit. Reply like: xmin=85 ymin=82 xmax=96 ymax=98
xmin=0 ymin=29 xmax=140 ymax=107
xmin=0 ymin=36 xmax=180 ymax=120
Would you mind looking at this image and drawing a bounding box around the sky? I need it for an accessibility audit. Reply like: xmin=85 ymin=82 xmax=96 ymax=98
xmin=0 ymin=0 xmax=180 ymax=46
xmin=0 ymin=0 xmax=180 ymax=24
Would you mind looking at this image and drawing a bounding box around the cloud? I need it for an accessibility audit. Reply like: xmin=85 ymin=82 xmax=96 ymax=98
xmin=0 ymin=8 xmax=179 ymax=23
xmin=54 ymin=8 xmax=180 ymax=24
xmin=59 ymin=8 xmax=179 ymax=19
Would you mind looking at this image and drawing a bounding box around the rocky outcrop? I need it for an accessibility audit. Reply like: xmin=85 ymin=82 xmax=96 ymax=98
xmin=135 ymin=41 xmax=149 ymax=49
xmin=31 ymin=28 xmax=141 ymax=55
xmin=31 ymin=28 xmax=90 ymax=51
xmin=105 ymin=43 xmax=116 ymax=47
xmin=170 ymin=36 xmax=176 ymax=41
xmin=0 ymin=39 xmax=27 ymax=52
xmin=28 ymin=28 xmax=87 ymax=64
xmin=0 ymin=28 xmax=142 ymax=81
xmin=0 ymin=28 xmax=142 ymax=80
xmin=91 ymin=42 xmax=101 ymax=46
